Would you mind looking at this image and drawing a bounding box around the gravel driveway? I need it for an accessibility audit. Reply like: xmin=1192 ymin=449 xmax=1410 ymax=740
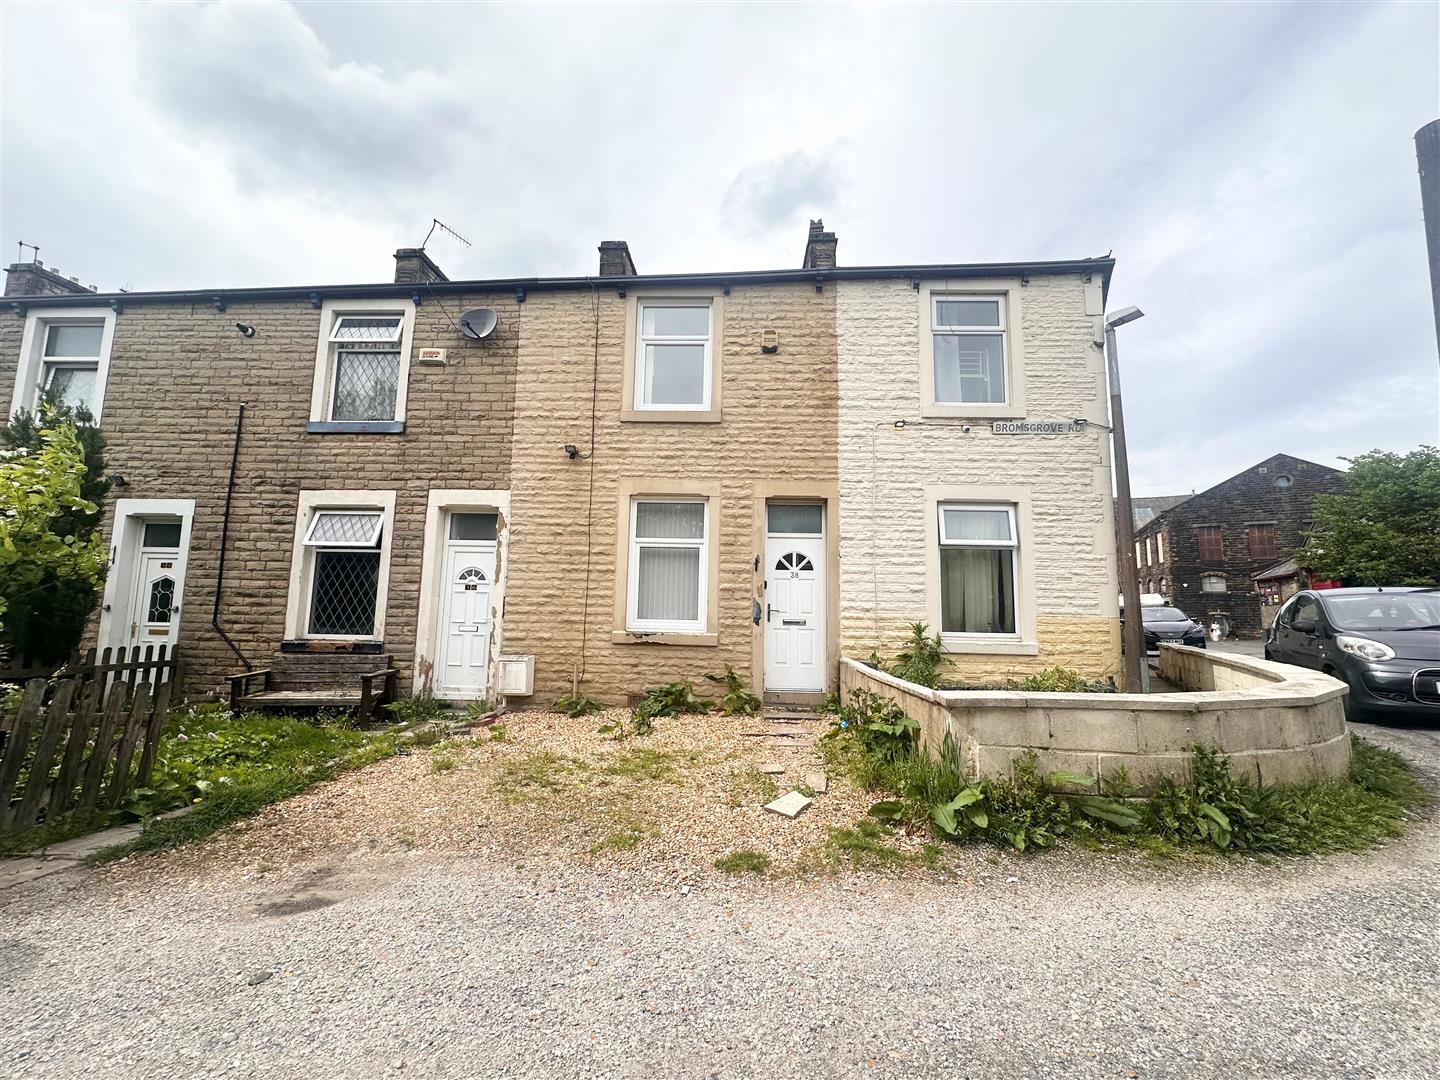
xmin=3 ymin=722 xmax=1437 ymax=1080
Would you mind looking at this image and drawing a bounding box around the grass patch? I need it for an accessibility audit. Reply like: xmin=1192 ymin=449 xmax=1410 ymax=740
xmin=489 ymin=752 xmax=585 ymax=804
xmin=430 ymin=754 xmax=459 ymax=774
xmin=589 ymin=829 xmax=650 ymax=854
xmin=602 ymin=746 xmax=692 ymax=784
xmin=820 ymin=820 xmax=940 ymax=870
xmin=726 ymin=765 xmax=779 ymax=808
xmin=714 ymin=849 xmax=771 ymax=875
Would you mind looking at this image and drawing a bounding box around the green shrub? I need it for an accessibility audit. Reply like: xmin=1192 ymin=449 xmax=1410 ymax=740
xmin=705 ymin=664 xmax=761 ymax=716
xmin=1007 ymin=667 xmax=1115 ymax=694
xmin=631 ymin=680 xmax=711 ymax=732
xmin=553 ymin=691 xmax=602 ymax=718
xmin=385 ymin=692 xmax=448 ymax=726
xmin=888 ymin=622 xmax=946 ymax=688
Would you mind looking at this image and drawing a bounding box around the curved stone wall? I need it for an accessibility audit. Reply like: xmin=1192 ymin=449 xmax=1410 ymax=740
xmin=838 ymin=645 xmax=1350 ymax=793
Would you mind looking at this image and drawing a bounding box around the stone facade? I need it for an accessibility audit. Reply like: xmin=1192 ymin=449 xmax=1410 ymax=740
xmin=835 ymin=276 xmax=1121 ymax=682
xmin=1 ymin=290 xmax=517 ymax=697
xmin=502 ymin=282 xmax=839 ymax=703
xmin=5 ymin=235 xmax=1120 ymax=705
xmin=1134 ymin=454 xmax=1345 ymax=639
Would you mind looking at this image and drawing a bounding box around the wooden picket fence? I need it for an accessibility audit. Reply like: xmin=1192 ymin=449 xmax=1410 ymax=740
xmin=1 ymin=643 xmax=182 ymax=697
xmin=0 ymin=647 xmax=181 ymax=835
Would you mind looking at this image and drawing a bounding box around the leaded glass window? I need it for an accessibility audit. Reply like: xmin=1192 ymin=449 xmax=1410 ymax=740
xmin=328 ymin=314 xmax=403 ymax=421
xmin=303 ymin=506 xmax=384 ymax=637
xmin=146 ymin=577 xmax=175 ymax=624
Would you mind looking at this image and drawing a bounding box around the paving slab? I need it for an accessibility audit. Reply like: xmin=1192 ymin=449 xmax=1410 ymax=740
xmin=756 ymin=763 xmax=786 ymax=775
xmin=804 ymin=771 xmax=829 ymax=794
xmin=763 ymin=791 xmax=813 ymax=818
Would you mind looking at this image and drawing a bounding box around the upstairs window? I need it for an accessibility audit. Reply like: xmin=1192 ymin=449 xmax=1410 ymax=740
xmin=937 ymin=504 xmax=1017 ymax=635
xmin=328 ymin=316 xmax=403 ymax=421
xmin=41 ymin=322 xmax=104 ymax=413
xmin=309 ymin=301 xmax=414 ymax=431
xmin=1248 ymin=524 xmax=1277 ymax=560
xmin=635 ymin=301 xmax=712 ymax=410
xmin=627 ymin=498 xmax=708 ymax=632
xmin=1196 ymin=526 xmax=1224 ymax=562
xmin=931 ymin=295 xmax=1007 ymax=405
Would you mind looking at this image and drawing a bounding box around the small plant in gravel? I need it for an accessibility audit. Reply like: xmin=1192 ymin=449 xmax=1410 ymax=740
xmin=821 ymin=820 xmax=940 ymax=870
xmin=714 ymin=850 xmax=771 ymax=875
xmin=727 ymin=766 xmax=780 ymax=808
xmin=589 ymin=829 xmax=651 ymax=855
xmin=490 ymin=752 xmax=585 ymax=804
xmin=601 ymin=681 xmax=711 ymax=739
xmin=385 ymin=692 xmax=450 ymax=726
xmin=705 ymin=665 xmax=761 ymax=716
xmin=888 ymin=623 xmax=946 ymax=688
xmin=553 ymin=691 xmax=603 ymax=718
xmin=483 ymin=724 xmax=507 ymax=743
xmin=431 ymin=754 xmax=459 ymax=774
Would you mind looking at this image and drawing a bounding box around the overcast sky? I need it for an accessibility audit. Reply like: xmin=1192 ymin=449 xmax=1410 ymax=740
xmin=3 ymin=1 xmax=1437 ymax=494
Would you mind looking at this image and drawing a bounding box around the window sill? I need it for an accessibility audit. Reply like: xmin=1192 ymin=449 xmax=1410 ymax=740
xmin=305 ymin=421 xmax=405 ymax=435
xmin=611 ymin=630 xmax=719 ymax=647
xmin=280 ymin=639 xmax=385 ymax=653
xmin=620 ymin=408 xmax=722 ymax=424
xmin=920 ymin=403 xmax=1026 ymax=420
xmin=940 ymin=635 xmax=1039 ymax=656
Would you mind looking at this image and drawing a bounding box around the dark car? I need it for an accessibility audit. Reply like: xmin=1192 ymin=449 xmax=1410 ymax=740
xmin=1265 ymin=587 xmax=1440 ymax=721
xmin=1138 ymin=605 xmax=1207 ymax=653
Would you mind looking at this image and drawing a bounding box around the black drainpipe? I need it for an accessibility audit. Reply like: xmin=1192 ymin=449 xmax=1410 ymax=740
xmin=212 ymin=402 xmax=251 ymax=669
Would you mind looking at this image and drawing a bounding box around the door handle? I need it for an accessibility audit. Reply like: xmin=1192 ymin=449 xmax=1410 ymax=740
xmin=766 ymin=604 xmax=773 ymax=622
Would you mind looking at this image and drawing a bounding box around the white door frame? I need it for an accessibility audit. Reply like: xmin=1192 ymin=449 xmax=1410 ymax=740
xmin=414 ymin=490 xmax=510 ymax=699
xmin=764 ymin=511 xmax=827 ymax=692
xmin=97 ymin=498 xmax=196 ymax=654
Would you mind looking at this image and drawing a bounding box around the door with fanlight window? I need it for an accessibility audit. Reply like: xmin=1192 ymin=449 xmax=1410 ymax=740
xmin=435 ymin=512 xmax=498 ymax=698
xmin=126 ymin=520 xmax=185 ymax=648
xmin=764 ymin=503 xmax=827 ymax=692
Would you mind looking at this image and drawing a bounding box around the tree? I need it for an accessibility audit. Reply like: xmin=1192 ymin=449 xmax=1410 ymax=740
xmin=0 ymin=401 xmax=109 ymax=662
xmin=1295 ymin=446 xmax=1440 ymax=587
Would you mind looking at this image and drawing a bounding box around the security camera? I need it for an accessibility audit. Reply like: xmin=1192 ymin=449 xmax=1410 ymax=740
xmin=234 ymin=323 xmax=256 ymax=338
xmin=961 ymin=424 xmax=973 ymax=434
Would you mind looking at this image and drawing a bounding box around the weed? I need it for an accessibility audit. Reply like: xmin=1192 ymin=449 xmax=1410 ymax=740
xmin=727 ymin=766 xmax=780 ymax=807
xmin=385 ymin=692 xmax=449 ymax=726
xmin=431 ymin=755 xmax=459 ymax=774
xmin=705 ymin=665 xmax=761 ymax=716
xmin=1006 ymin=667 xmax=1115 ymax=694
xmin=408 ymin=725 xmax=446 ymax=748
xmin=489 ymin=752 xmax=583 ymax=804
xmin=822 ymin=820 xmax=927 ymax=869
xmin=589 ymin=829 xmax=650 ymax=854
xmin=714 ymin=850 xmax=771 ymax=875
xmin=632 ymin=681 xmax=711 ymax=728
xmin=602 ymin=747 xmax=689 ymax=784
xmin=888 ymin=622 xmax=946 ymax=688
xmin=553 ymin=691 xmax=603 ymax=718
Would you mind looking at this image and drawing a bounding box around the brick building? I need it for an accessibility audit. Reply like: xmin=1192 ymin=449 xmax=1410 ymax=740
xmin=1133 ymin=454 xmax=1346 ymax=639
xmin=3 ymin=223 xmax=1122 ymax=705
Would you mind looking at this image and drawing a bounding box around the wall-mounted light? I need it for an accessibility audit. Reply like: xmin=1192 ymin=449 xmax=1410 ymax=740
xmin=235 ymin=323 xmax=256 ymax=338
xmin=107 ymin=473 xmax=128 ymax=488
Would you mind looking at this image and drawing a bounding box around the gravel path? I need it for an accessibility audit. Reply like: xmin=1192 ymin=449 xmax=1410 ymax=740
xmin=2 ymin=722 xmax=1437 ymax=1080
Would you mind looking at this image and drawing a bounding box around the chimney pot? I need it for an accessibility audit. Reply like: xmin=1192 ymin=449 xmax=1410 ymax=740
xmin=802 ymin=219 xmax=838 ymax=270
xmin=598 ymin=240 xmax=638 ymax=277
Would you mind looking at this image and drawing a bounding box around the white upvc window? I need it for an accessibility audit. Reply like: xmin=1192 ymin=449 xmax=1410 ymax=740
xmin=309 ymin=299 xmax=415 ymax=428
xmin=10 ymin=307 xmax=118 ymax=421
xmin=931 ymin=294 xmax=1007 ymax=405
xmin=285 ymin=491 xmax=396 ymax=642
xmin=937 ymin=503 xmax=1018 ymax=635
xmin=626 ymin=498 xmax=708 ymax=632
xmin=634 ymin=300 xmax=712 ymax=410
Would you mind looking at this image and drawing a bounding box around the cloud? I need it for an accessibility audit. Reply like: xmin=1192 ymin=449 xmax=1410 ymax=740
xmin=721 ymin=146 xmax=848 ymax=239
xmin=2 ymin=0 xmax=1436 ymax=492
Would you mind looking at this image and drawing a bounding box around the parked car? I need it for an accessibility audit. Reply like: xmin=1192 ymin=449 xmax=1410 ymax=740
xmin=1137 ymin=605 xmax=1208 ymax=654
xmin=1265 ymin=587 xmax=1440 ymax=722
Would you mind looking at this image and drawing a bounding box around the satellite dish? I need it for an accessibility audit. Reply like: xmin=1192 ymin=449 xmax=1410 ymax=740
xmin=458 ymin=308 xmax=498 ymax=340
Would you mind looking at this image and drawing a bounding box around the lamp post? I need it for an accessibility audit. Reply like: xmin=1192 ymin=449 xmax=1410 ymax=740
xmin=1106 ymin=305 xmax=1146 ymax=693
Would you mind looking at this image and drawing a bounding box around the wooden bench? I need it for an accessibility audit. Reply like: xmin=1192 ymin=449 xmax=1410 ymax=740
xmin=227 ymin=652 xmax=399 ymax=722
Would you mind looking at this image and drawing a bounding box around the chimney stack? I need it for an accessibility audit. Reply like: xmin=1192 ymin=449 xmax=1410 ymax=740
xmin=801 ymin=219 xmax=837 ymax=270
xmin=393 ymin=248 xmax=448 ymax=285
xmin=4 ymin=258 xmax=99 ymax=297
xmin=598 ymin=240 xmax=637 ymax=277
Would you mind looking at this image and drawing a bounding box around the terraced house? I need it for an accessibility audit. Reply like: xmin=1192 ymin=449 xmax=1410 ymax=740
xmin=2 ymin=222 xmax=1121 ymax=708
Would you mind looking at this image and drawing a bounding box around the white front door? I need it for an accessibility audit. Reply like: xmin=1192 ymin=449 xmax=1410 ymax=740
xmin=127 ymin=549 xmax=181 ymax=648
xmin=764 ymin=531 xmax=826 ymax=692
xmin=436 ymin=542 xmax=496 ymax=697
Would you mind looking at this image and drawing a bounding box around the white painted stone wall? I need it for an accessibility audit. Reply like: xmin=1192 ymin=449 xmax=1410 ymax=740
xmin=835 ymin=275 xmax=1121 ymax=678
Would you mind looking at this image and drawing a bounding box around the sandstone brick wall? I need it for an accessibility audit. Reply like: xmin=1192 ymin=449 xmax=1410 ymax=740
xmin=835 ymin=276 xmax=1121 ymax=681
xmin=503 ymin=283 xmax=838 ymax=705
xmin=1 ymin=293 xmax=517 ymax=696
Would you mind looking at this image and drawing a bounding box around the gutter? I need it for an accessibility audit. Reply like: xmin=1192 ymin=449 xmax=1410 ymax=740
xmin=4 ymin=257 xmax=1117 ymax=311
